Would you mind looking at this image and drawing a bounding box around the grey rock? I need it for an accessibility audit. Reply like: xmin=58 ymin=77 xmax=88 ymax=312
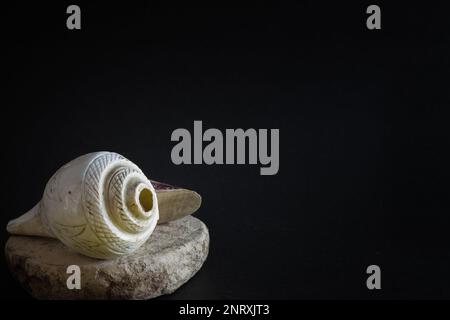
xmin=5 ymin=216 xmax=209 ymax=300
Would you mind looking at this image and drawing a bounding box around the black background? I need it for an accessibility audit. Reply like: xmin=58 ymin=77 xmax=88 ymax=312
xmin=1 ymin=1 xmax=449 ymax=299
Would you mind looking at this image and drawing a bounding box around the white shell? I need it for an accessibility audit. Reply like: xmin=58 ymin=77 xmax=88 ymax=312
xmin=7 ymin=152 xmax=159 ymax=259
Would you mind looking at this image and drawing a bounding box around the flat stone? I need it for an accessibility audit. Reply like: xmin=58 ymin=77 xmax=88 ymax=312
xmin=5 ymin=216 xmax=209 ymax=299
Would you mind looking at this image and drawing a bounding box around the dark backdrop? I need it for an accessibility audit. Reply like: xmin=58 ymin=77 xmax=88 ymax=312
xmin=2 ymin=2 xmax=449 ymax=299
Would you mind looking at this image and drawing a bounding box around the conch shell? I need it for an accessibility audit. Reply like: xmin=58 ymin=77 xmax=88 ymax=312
xmin=6 ymin=152 xmax=201 ymax=259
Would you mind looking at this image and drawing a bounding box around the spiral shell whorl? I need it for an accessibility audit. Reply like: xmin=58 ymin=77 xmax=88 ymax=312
xmin=83 ymin=152 xmax=158 ymax=257
xmin=107 ymin=167 xmax=155 ymax=233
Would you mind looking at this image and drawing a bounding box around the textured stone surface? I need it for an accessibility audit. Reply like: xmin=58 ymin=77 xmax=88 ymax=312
xmin=5 ymin=216 xmax=209 ymax=300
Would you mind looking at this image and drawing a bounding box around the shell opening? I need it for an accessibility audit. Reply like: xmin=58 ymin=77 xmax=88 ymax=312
xmin=138 ymin=187 xmax=154 ymax=213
